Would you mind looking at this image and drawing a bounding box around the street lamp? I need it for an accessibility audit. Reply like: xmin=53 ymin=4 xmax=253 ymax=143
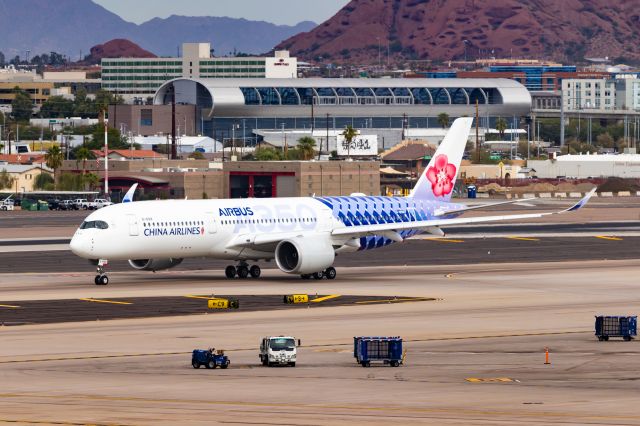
xmin=463 ymin=40 xmax=470 ymax=63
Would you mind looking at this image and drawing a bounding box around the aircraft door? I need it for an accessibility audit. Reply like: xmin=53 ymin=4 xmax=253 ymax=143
xmin=127 ymin=214 xmax=139 ymax=236
xmin=206 ymin=212 xmax=218 ymax=234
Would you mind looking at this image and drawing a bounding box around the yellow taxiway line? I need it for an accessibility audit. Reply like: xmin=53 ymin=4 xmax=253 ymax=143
xmin=466 ymin=377 xmax=514 ymax=383
xmin=595 ymin=236 xmax=623 ymax=241
xmin=355 ymin=297 xmax=436 ymax=305
xmin=507 ymin=236 xmax=540 ymax=241
xmin=79 ymin=298 xmax=132 ymax=305
xmin=0 ymin=304 xmax=20 ymax=309
xmin=310 ymin=295 xmax=341 ymax=303
xmin=425 ymin=238 xmax=464 ymax=243
xmin=184 ymin=295 xmax=215 ymax=300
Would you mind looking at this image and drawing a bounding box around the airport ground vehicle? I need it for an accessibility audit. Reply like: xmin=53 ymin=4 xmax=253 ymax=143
xmin=259 ymin=336 xmax=300 ymax=366
xmin=354 ymin=336 xmax=403 ymax=367
xmin=595 ymin=316 xmax=637 ymax=341
xmin=191 ymin=349 xmax=230 ymax=369
xmin=59 ymin=200 xmax=77 ymax=210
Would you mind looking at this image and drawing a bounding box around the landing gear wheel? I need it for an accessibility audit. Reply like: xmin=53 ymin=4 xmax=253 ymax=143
xmin=237 ymin=266 xmax=249 ymax=279
xmin=313 ymin=271 xmax=324 ymax=280
xmin=95 ymin=275 xmax=109 ymax=285
xmin=324 ymin=267 xmax=337 ymax=280
xmin=225 ymin=266 xmax=237 ymax=279
xmin=249 ymin=265 xmax=261 ymax=278
xmin=300 ymin=274 xmax=311 ymax=280
xmin=94 ymin=275 xmax=101 ymax=285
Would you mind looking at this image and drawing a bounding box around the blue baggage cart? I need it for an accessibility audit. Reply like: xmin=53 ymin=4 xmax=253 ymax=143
xmin=354 ymin=336 xmax=403 ymax=367
xmin=192 ymin=349 xmax=230 ymax=369
xmin=595 ymin=316 xmax=637 ymax=341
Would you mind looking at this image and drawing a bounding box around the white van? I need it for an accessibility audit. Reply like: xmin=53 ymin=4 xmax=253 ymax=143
xmin=259 ymin=336 xmax=300 ymax=367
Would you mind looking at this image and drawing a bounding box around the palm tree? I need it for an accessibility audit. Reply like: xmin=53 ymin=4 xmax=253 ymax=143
xmin=44 ymin=145 xmax=64 ymax=186
xmin=82 ymin=173 xmax=100 ymax=192
xmin=341 ymin=125 xmax=358 ymax=157
xmin=296 ymin=136 xmax=317 ymax=161
xmin=437 ymin=113 xmax=450 ymax=129
xmin=495 ymin=117 xmax=508 ymax=140
xmin=75 ymin=146 xmax=93 ymax=176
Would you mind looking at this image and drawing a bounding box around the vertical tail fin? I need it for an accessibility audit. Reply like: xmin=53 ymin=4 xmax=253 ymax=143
xmin=409 ymin=117 xmax=473 ymax=201
xmin=122 ymin=183 xmax=138 ymax=203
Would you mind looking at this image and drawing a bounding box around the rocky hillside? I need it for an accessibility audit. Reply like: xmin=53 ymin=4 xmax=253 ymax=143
xmin=83 ymin=39 xmax=156 ymax=64
xmin=276 ymin=0 xmax=640 ymax=64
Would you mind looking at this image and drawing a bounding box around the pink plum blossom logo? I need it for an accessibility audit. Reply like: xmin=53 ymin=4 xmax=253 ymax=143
xmin=426 ymin=154 xmax=456 ymax=197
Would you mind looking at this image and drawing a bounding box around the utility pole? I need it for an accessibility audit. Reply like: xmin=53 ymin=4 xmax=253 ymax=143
xmin=475 ymin=99 xmax=480 ymax=163
xmin=171 ymin=85 xmax=177 ymax=160
xmin=104 ymin=114 xmax=109 ymax=198
xmin=326 ymin=113 xmax=330 ymax=159
xmin=560 ymin=90 xmax=565 ymax=148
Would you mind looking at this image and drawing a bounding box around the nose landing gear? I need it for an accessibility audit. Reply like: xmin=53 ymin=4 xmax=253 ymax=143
xmin=94 ymin=259 xmax=109 ymax=285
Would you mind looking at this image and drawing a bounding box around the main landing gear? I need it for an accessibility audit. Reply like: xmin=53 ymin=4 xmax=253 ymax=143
xmin=301 ymin=267 xmax=337 ymax=280
xmin=225 ymin=263 xmax=261 ymax=279
xmin=94 ymin=259 xmax=109 ymax=285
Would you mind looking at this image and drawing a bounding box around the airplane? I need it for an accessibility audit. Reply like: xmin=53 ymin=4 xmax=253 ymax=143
xmin=70 ymin=117 xmax=596 ymax=285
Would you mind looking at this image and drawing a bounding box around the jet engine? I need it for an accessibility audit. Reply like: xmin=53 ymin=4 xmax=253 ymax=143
xmin=275 ymin=237 xmax=335 ymax=275
xmin=128 ymin=258 xmax=184 ymax=272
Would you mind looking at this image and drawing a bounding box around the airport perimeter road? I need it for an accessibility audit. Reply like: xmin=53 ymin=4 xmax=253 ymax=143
xmin=1 ymin=260 xmax=640 ymax=424
xmin=0 ymin=235 xmax=638 ymax=274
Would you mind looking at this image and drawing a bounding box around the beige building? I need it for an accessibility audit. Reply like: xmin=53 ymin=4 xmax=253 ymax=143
xmin=59 ymin=159 xmax=380 ymax=200
xmin=0 ymin=164 xmax=53 ymax=192
xmin=108 ymin=104 xmax=197 ymax=137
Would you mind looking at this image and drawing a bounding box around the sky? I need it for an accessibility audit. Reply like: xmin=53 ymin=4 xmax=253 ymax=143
xmin=93 ymin=0 xmax=351 ymax=26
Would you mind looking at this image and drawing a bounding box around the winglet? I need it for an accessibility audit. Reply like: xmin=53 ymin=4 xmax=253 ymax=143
xmin=122 ymin=183 xmax=138 ymax=203
xmin=561 ymin=187 xmax=597 ymax=213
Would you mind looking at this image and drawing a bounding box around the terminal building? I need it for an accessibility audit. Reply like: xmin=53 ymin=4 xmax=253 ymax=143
xmin=101 ymin=43 xmax=297 ymax=102
xmin=149 ymin=77 xmax=531 ymax=149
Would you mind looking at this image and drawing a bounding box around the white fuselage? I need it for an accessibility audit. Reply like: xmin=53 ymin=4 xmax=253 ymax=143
xmin=70 ymin=194 xmax=461 ymax=265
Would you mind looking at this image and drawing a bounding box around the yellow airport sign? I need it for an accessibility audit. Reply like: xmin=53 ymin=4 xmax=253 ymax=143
xmin=284 ymin=294 xmax=309 ymax=304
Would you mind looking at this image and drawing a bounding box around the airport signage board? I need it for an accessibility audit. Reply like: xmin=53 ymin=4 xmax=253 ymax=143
xmin=336 ymin=135 xmax=378 ymax=156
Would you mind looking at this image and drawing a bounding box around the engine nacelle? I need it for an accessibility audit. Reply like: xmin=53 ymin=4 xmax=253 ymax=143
xmin=128 ymin=258 xmax=183 ymax=271
xmin=275 ymin=237 xmax=335 ymax=275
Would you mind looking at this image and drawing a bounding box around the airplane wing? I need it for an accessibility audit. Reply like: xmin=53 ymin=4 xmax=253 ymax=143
xmin=433 ymin=196 xmax=540 ymax=217
xmin=331 ymin=188 xmax=596 ymax=240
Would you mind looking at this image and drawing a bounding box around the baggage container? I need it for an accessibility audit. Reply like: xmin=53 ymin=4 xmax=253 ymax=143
xmin=595 ymin=316 xmax=637 ymax=341
xmin=354 ymin=336 xmax=403 ymax=367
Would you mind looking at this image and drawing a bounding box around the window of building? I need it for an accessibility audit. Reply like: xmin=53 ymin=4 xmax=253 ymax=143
xmin=140 ymin=109 xmax=153 ymax=126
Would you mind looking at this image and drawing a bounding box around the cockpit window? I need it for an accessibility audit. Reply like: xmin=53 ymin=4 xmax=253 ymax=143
xmin=80 ymin=220 xmax=109 ymax=230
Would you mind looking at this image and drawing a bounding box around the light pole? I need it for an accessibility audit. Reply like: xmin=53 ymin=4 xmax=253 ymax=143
xmin=463 ymin=39 xmax=470 ymax=63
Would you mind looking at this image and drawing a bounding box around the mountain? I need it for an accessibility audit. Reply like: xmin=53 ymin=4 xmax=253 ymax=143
xmin=276 ymin=0 xmax=640 ymax=64
xmin=0 ymin=0 xmax=316 ymax=60
xmin=84 ymin=39 xmax=157 ymax=65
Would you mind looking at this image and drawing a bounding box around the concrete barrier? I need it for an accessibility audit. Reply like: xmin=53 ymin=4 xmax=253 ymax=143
xmin=505 ymin=193 xmax=512 ymax=199
xmin=637 ymin=191 xmax=640 ymax=197
xmin=599 ymin=192 xmax=613 ymax=197
xmin=523 ymin=193 xmax=536 ymax=199
xmin=569 ymin=192 xmax=583 ymax=198
xmin=618 ymin=191 xmax=631 ymax=197
xmin=554 ymin=193 xmax=567 ymax=198
xmin=539 ymin=193 xmax=552 ymax=198
xmin=476 ymin=193 xmax=490 ymax=198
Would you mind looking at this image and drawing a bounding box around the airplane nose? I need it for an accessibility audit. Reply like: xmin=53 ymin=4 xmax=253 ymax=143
xmin=70 ymin=234 xmax=89 ymax=257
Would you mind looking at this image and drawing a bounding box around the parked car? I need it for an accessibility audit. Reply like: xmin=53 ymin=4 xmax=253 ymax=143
xmin=47 ymin=199 xmax=62 ymax=210
xmin=74 ymin=199 xmax=90 ymax=210
xmin=59 ymin=200 xmax=77 ymax=211
xmin=90 ymin=199 xmax=113 ymax=210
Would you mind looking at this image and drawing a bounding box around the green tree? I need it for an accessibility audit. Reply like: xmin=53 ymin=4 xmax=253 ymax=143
xmin=89 ymin=124 xmax=128 ymax=150
xmin=341 ymin=125 xmax=358 ymax=156
xmin=74 ymin=146 xmax=93 ymax=175
xmin=11 ymin=87 xmax=33 ymax=121
xmin=596 ymin=132 xmax=614 ymax=148
xmin=495 ymin=117 xmax=508 ymax=140
xmin=57 ymin=172 xmax=83 ymax=191
xmin=296 ymin=136 xmax=317 ymax=160
xmin=0 ymin=169 xmax=15 ymax=190
xmin=437 ymin=113 xmax=450 ymax=129
xmin=39 ymin=96 xmax=75 ymax=118
xmin=94 ymin=89 xmax=124 ymax=114
xmin=253 ymin=147 xmax=282 ymax=161
xmin=34 ymin=172 xmax=54 ymax=190
xmin=44 ymin=145 xmax=64 ymax=183
xmin=82 ymin=173 xmax=100 ymax=191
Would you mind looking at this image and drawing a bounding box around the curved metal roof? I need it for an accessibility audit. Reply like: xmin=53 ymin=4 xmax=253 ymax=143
xmin=154 ymin=77 xmax=531 ymax=118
